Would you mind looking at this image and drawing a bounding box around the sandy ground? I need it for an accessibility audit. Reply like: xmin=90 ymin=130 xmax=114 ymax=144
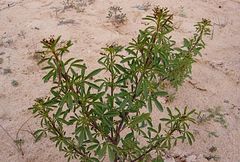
xmin=0 ymin=0 xmax=240 ymax=162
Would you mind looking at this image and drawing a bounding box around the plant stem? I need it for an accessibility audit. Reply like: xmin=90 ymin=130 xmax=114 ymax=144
xmin=52 ymin=48 xmax=115 ymax=144
xmin=116 ymin=13 xmax=167 ymax=137
xmin=46 ymin=114 xmax=88 ymax=158
xmin=131 ymin=128 xmax=176 ymax=162
xmin=110 ymin=51 xmax=115 ymax=141
xmin=0 ymin=124 xmax=24 ymax=155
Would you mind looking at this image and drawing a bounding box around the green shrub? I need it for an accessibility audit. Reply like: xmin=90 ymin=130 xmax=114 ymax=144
xmin=30 ymin=7 xmax=211 ymax=162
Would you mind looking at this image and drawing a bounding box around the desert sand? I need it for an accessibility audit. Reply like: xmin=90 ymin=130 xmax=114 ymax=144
xmin=0 ymin=0 xmax=240 ymax=162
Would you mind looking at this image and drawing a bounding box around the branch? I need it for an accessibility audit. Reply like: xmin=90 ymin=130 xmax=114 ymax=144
xmin=116 ymin=13 xmax=169 ymax=136
xmin=51 ymin=46 xmax=116 ymax=146
xmin=131 ymin=128 xmax=176 ymax=162
xmin=46 ymin=114 xmax=87 ymax=158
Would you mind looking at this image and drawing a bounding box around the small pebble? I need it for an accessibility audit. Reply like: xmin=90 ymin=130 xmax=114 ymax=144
xmin=0 ymin=58 xmax=3 ymax=64
xmin=224 ymin=100 xmax=229 ymax=103
xmin=11 ymin=80 xmax=19 ymax=87
xmin=209 ymin=146 xmax=217 ymax=153
xmin=3 ymin=68 xmax=12 ymax=74
xmin=0 ymin=52 xmax=5 ymax=55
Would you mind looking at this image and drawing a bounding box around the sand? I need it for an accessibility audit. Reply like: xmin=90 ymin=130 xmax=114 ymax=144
xmin=0 ymin=0 xmax=240 ymax=162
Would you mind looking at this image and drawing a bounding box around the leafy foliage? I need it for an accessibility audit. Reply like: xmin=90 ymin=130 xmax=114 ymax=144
xmin=62 ymin=0 xmax=95 ymax=12
xmin=107 ymin=6 xmax=127 ymax=26
xmin=197 ymin=106 xmax=227 ymax=128
xmin=30 ymin=7 xmax=211 ymax=162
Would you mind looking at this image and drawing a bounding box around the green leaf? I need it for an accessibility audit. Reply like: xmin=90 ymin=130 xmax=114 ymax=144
xmin=186 ymin=132 xmax=195 ymax=145
xmin=118 ymin=97 xmax=128 ymax=109
xmin=124 ymin=132 xmax=134 ymax=140
xmin=86 ymin=127 xmax=93 ymax=140
xmin=115 ymin=64 xmax=127 ymax=73
xmin=142 ymin=16 xmax=156 ymax=23
xmin=64 ymin=58 xmax=75 ymax=65
xmin=183 ymin=38 xmax=190 ymax=48
xmin=158 ymin=123 xmax=162 ymax=133
xmin=153 ymin=91 xmax=168 ymax=97
xmin=152 ymin=156 xmax=164 ymax=162
xmin=93 ymin=107 xmax=103 ymax=116
xmin=129 ymin=113 xmax=150 ymax=128
xmin=104 ymin=110 xmax=119 ymax=118
xmin=120 ymin=56 xmax=135 ymax=63
xmin=147 ymin=97 xmax=152 ymax=113
xmin=89 ymin=157 xmax=100 ymax=162
xmin=42 ymin=66 xmax=54 ymax=70
xmin=71 ymin=64 xmax=86 ymax=69
xmin=85 ymin=81 xmax=100 ymax=90
xmin=98 ymin=143 xmax=107 ymax=159
xmin=86 ymin=68 xmax=104 ymax=80
xmin=43 ymin=69 xmax=54 ymax=82
xmin=108 ymin=145 xmax=115 ymax=162
xmin=37 ymin=57 xmax=48 ymax=65
xmin=71 ymin=59 xmax=85 ymax=69
xmin=102 ymin=117 xmax=112 ymax=128
xmin=34 ymin=129 xmax=46 ymax=142
xmin=143 ymin=81 xmax=148 ymax=98
xmin=87 ymin=144 xmax=99 ymax=151
xmin=153 ymin=97 xmax=163 ymax=112
xmin=66 ymin=93 xmax=73 ymax=109
xmin=71 ymin=59 xmax=83 ymax=65
xmin=78 ymin=129 xmax=86 ymax=146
